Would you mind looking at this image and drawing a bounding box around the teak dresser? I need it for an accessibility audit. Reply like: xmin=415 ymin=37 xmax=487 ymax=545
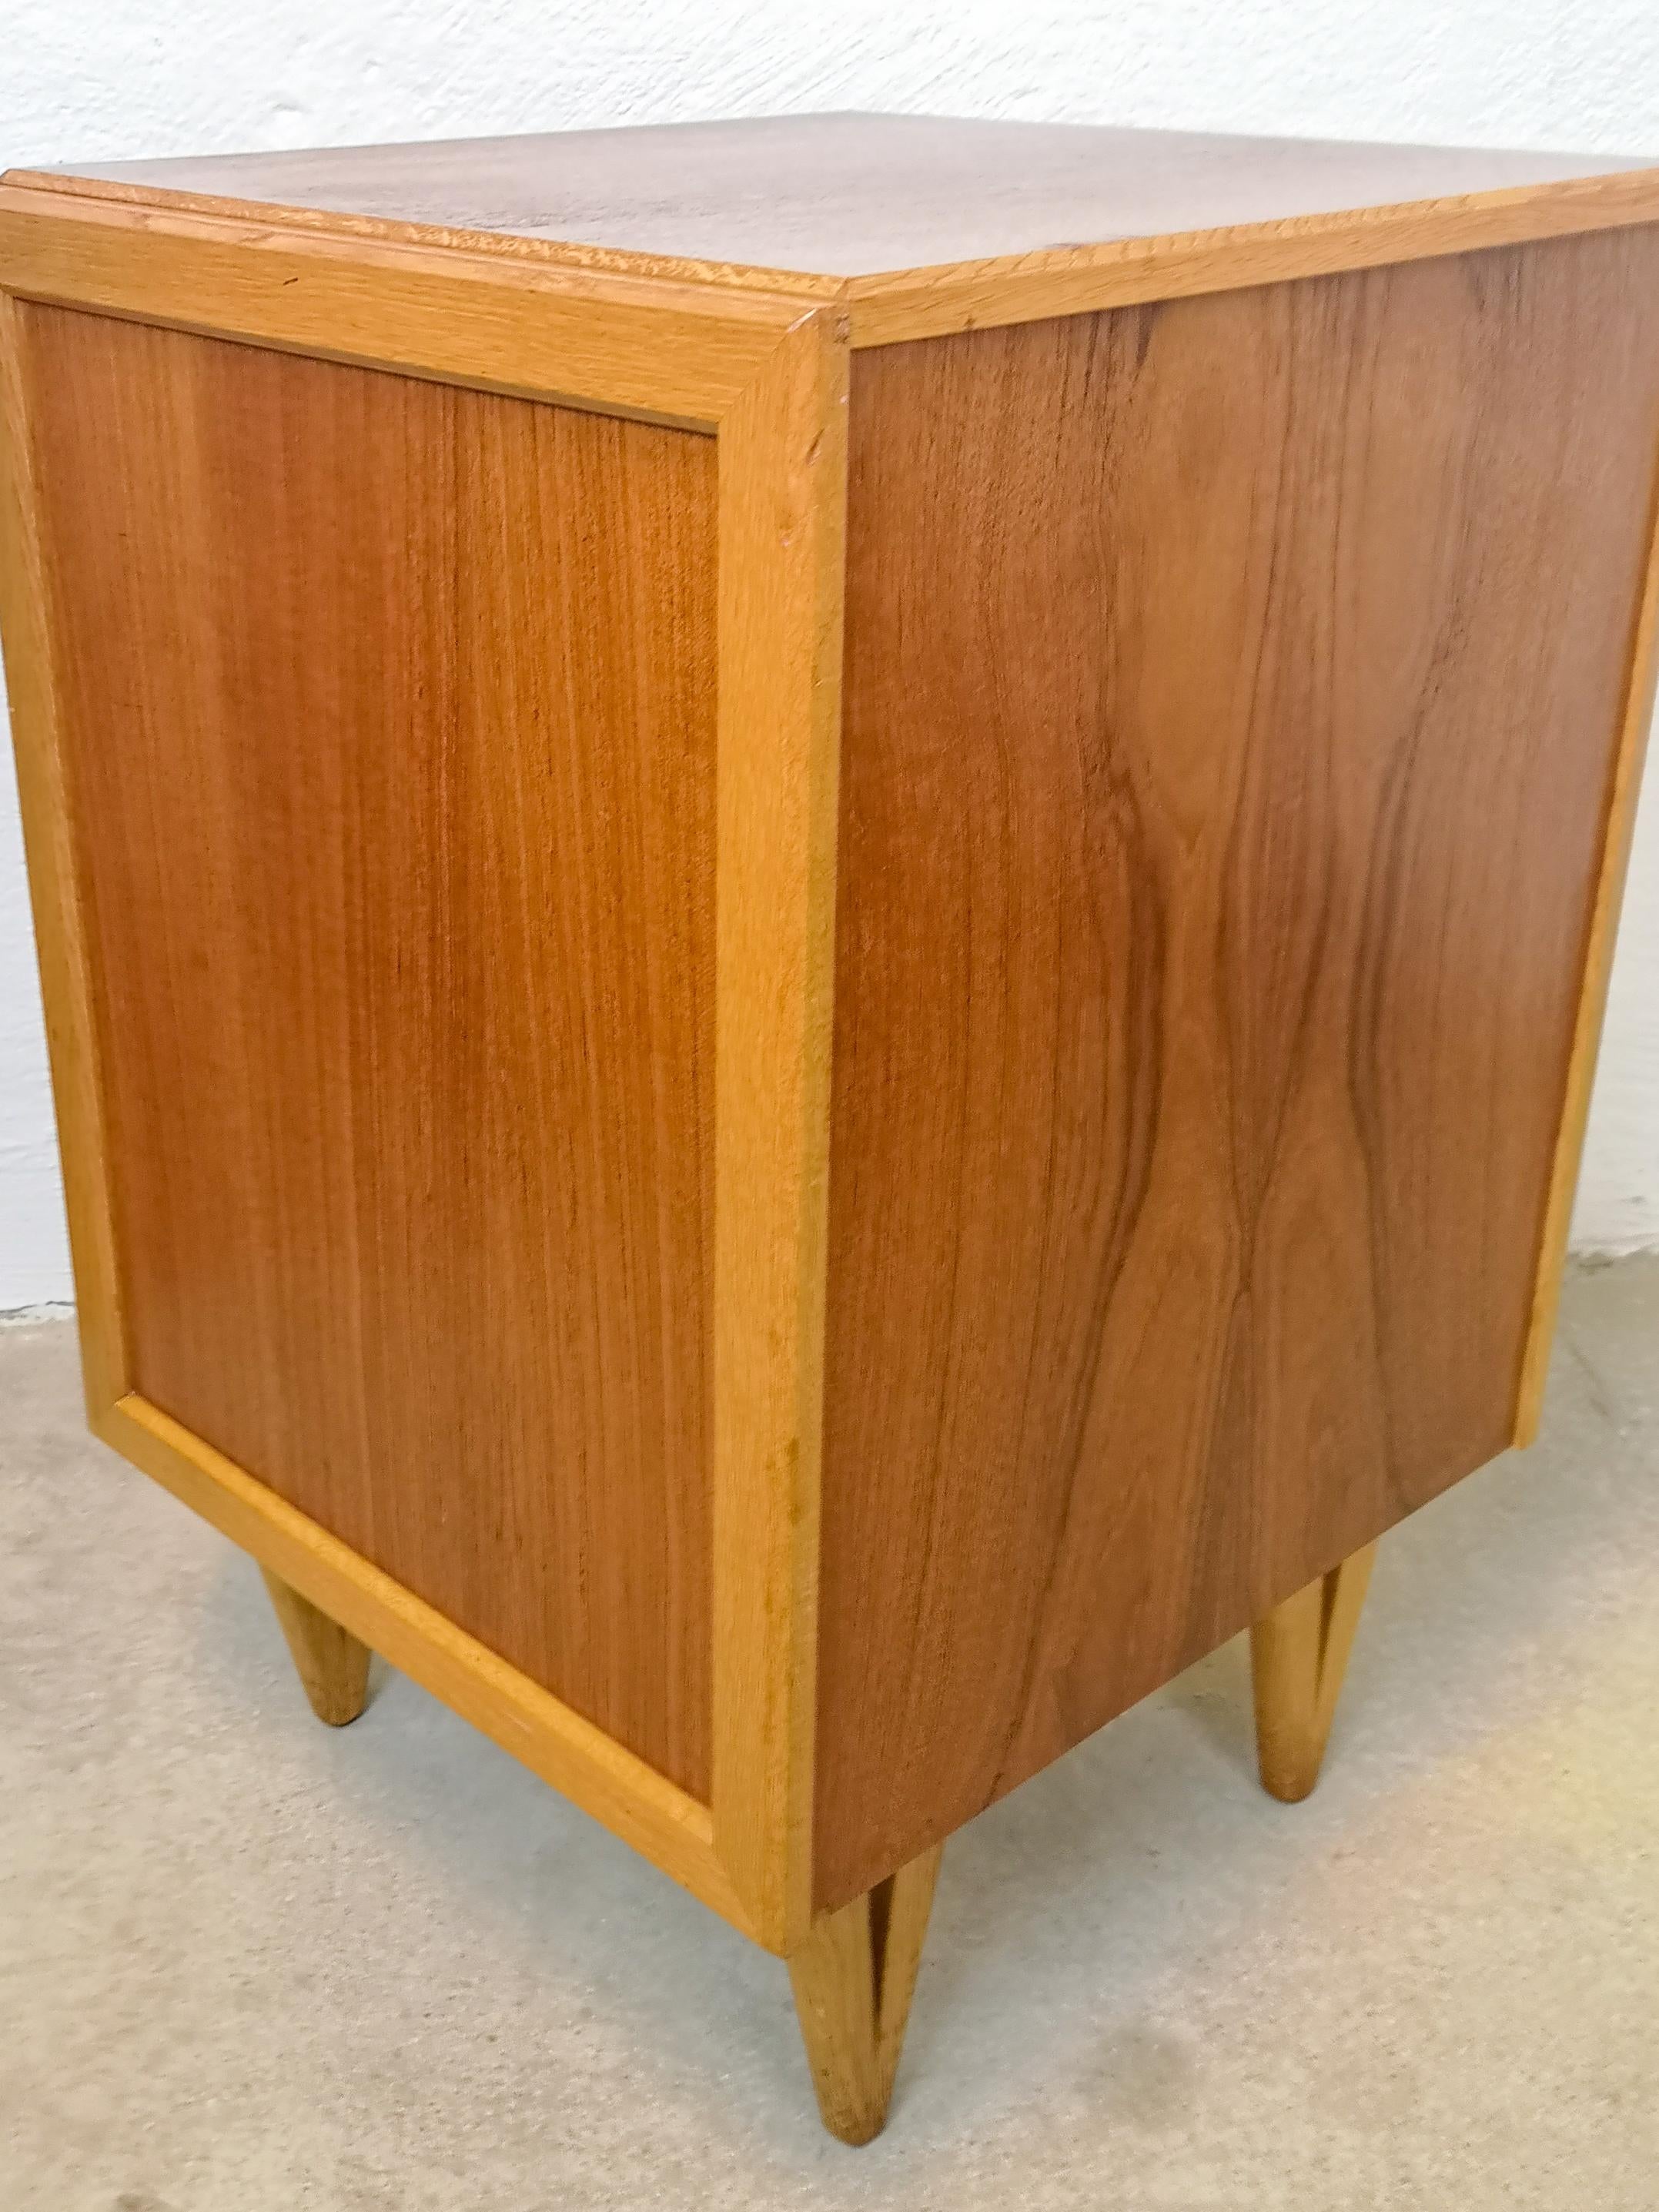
xmin=4 ymin=114 xmax=1658 ymax=2144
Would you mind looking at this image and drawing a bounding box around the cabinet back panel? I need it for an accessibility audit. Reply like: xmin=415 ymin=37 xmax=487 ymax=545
xmin=817 ymin=231 xmax=1659 ymax=1907
xmin=25 ymin=306 xmax=717 ymax=1798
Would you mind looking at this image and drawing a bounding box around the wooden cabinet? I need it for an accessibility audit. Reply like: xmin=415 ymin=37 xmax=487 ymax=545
xmin=3 ymin=113 xmax=1657 ymax=2144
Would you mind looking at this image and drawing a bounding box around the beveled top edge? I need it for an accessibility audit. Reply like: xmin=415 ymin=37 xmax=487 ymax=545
xmin=11 ymin=112 xmax=1657 ymax=283
xmin=8 ymin=116 xmax=1659 ymax=351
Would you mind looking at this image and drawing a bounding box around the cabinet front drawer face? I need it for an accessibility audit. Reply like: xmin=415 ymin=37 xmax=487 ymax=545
xmin=23 ymin=305 xmax=717 ymax=1799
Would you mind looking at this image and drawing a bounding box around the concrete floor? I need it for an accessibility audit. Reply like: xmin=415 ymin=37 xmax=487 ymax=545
xmin=2 ymin=1258 xmax=1655 ymax=2210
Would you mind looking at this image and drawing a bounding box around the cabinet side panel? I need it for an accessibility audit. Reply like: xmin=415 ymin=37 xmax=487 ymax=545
xmin=24 ymin=306 xmax=716 ymax=1798
xmin=817 ymin=231 xmax=1659 ymax=1906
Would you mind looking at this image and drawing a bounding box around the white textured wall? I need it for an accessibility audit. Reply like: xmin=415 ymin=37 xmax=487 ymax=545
xmin=4 ymin=3 xmax=1659 ymax=1305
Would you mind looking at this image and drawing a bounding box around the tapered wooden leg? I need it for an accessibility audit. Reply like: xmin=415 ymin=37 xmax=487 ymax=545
xmin=260 ymin=1567 xmax=372 ymax=1726
xmin=788 ymin=1844 xmax=942 ymax=2145
xmin=1250 ymin=1541 xmax=1376 ymax=1802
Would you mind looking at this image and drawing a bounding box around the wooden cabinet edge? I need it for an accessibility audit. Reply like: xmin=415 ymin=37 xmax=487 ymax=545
xmin=0 ymin=289 xmax=128 ymax=1417
xmin=0 ymin=186 xmax=820 ymax=432
xmin=1513 ymin=427 xmax=1659 ymax=1447
xmin=838 ymin=173 xmax=1659 ymax=345
xmin=0 ymin=165 xmax=853 ymax=307
xmin=711 ymin=308 xmax=850 ymax=1955
xmin=12 ymin=162 xmax=1659 ymax=358
xmin=92 ymin=1394 xmax=764 ymax=1945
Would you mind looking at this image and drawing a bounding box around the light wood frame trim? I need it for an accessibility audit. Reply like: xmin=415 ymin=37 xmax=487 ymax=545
xmin=12 ymin=159 xmax=1659 ymax=352
xmin=0 ymin=199 xmax=848 ymax=1956
xmin=0 ymin=289 xmax=125 ymax=1415
xmin=711 ymin=310 xmax=848 ymax=1951
xmin=1 ymin=166 xmax=851 ymax=305
xmin=0 ymin=186 xmax=804 ymax=428
xmin=102 ymin=1393 xmax=750 ymax=1925
xmin=1514 ymin=427 xmax=1659 ymax=1445
xmin=840 ymin=173 xmax=1659 ymax=346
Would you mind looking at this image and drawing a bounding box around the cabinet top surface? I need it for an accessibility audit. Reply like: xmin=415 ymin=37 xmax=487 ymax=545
xmin=14 ymin=112 xmax=1659 ymax=282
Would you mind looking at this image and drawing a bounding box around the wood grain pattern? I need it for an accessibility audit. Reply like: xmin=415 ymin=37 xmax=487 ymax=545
xmin=260 ymin=1565 xmax=372 ymax=1726
xmin=814 ymin=230 xmax=1659 ymax=1909
xmin=711 ymin=313 xmax=848 ymax=1949
xmin=12 ymin=119 xmax=1659 ymax=354
xmin=0 ymin=186 xmax=804 ymax=430
xmin=1514 ymin=454 xmax=1659 ymax=1443
xmin=98 ymin=1392 xmax=751 ymax=1933
xmin=23 ymin=305 xmax=718 ymax=1798
xmin=0 ymin=292 xmax=127 ymax=1417
xmin=18 ymin=113 xmax=1657 ymax=280
xmin=840 ymin=180 xmax=1659 ymax=345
